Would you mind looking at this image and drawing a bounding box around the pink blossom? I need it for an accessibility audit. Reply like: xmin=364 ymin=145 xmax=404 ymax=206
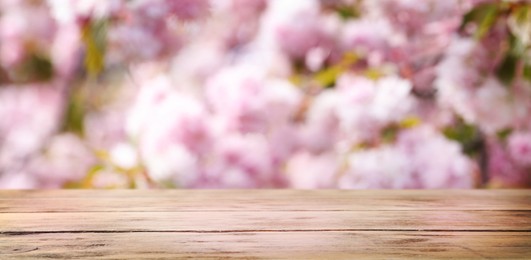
xmin=367 ymin=0 xmax=467 ymax=94
xmin=472 ymin=78 xmax=520 ymax=134
xmin=85 ymin=110 xmax=128 ymax=150
xmin=136 ymin=91 xmax=212 ymax=160
xmin=257 ymin=0 xmax=337 ymax=60
xmin=0 ymin=85 xmax=64 ymax=168
xmin=507 ymin=132 xmax=531 ymax=167
xmin=339 ymin=146 xmax=412 ymax=189
xmin=267 ymin=124 xmax=300 ymax=164
xmin=340 ymin=18 xmax=394 ymax=66
xmin=205 ymin=65 xmax=302 ymax=133
xmin=286 ymin=152 xmax=338 ymax=189
xmin=339 ymin=126 xmax=476 ymax=189
xmin=206 ymin=0 xmax=267 ymax=49
xmin=300 ymin=90 xmax=340 ymax=153
xmin=126 ymin=74 xmax=175 ymax=138
xmin=170 ymin=40 xmax=227 ymax=86
xmin=106 ymin=11 xmax=183 ymax=63
xmin=487 ymin=138 xmax=531 ymax=188
xmin=144 ymin=143 xmax=199 ymax=187
xmin=436 ymin=38 xmax=525 ymax=134
xmin=29 ymin=133 xmax=96 ymax=188
xmin=396 ymin=126 xmax=476 ymax=188
xmin=0 ymin=172 xmax=38 ymax=189
xmin=335 ymin=74 xmax=414 ymax=143
xmin=50 ymin=23 xmax=82 ymax=79
xmin=0 ymin=1 xmax=56 ymax=68
xmin=369 ymin=0 xmax=465 ymax=38
xmin=126 ymin=75 xmax=212 ymax=185
xmin=132 ymin=0 xmax=210 ymax=21
xmin=64 ymin=0 xmax=123 ymax=19
xmin=204 ymin=133 xmax=278 ymax=188
xmin=1 ymin=0 xmax=528 ymax=189
xmin=109 ymin=143 xmax=138 ymax=169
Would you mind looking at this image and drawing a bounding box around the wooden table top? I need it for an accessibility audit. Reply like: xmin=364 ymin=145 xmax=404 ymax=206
xmin=0 ymin=190 xmax=530 ymax=259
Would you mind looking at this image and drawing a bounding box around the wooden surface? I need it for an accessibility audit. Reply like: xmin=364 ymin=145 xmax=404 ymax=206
xmin=0 ymin=190 xmax=530 ymax=259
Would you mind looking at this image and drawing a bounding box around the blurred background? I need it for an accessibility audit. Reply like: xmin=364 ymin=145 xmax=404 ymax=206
xmin=0 ymin=0 xmax=530 ymax=189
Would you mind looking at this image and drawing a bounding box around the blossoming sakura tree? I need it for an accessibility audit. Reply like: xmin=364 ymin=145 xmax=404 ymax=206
xmin=0 ymin=0 xmax=530 ymax=189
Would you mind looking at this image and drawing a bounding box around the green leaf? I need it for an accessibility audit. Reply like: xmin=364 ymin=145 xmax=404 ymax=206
xmin=475 ymin=5 xmax=499 ymax=39
xmin=22 ymin=53 xmax=54 ymax=82
xmin=524 ymin=64 xmax=531 ymax=82
xmin=443 ymin=120 xmax=482 ymax=156
xmin=399 ymin=116 xmax=421 ymax=128
xmin=313 ymin=65 xmax=345 ymax=88
xmin=515 ymin=4 xmax=530 ymax=19
xmin=61 ymin=88 xmax=86 ymax=135
xmin=9 ymin=53 xmax=54 ymax=84
xmin=363 ymin=68 xmax=384 ymax=80
xmin=82 ymin=19 xmax=107 ymax=77
xmin=496 ymin=128 xmax=513 ymax=141
xmin=510 ymin=4 xmax=531 ymax=36
xmin=312 ymin=52 xmax=358 ymax=88
xmin=159 ymin=180 xmax=178 ymax=189
xmin=496 ymin=54 xmax=518 ymax=85
xmin=381 ymin=125 xmax=399 ymax=143
xmin=508 ymin=29 xmax=527 ymax=57
xmin=337 ymin=6 xmax=360 ymax=20
xmin=460 ymin=3 xmax=499 ymax=39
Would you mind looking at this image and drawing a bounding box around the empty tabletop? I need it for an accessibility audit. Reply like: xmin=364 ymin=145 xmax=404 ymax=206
xmin=1 ymin=190 xmax=530 ymax=259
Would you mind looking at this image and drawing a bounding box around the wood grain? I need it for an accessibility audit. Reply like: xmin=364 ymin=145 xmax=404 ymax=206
xmin=2 ymin=232 xmax=530 ymax=259
xmin=1 ymin=190 xmax=529 ymax=212
xmin=0 ymin=190 xmax=530 ymax=259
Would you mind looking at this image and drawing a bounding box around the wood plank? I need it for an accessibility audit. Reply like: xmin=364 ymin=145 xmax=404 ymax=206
xmin=0 ymin=190 xmax=529 ymax=258
xmin=1 ymin=190 xmax=530 ymax=212
xmin=1 ymin=231 xmax=530 ymax=259
xmin=1 ymin=210 xmax=529 ymax=233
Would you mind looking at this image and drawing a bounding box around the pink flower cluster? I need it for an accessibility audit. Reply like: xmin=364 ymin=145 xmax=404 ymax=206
xmin=1 ymin=0 xmax=530 ymax=189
